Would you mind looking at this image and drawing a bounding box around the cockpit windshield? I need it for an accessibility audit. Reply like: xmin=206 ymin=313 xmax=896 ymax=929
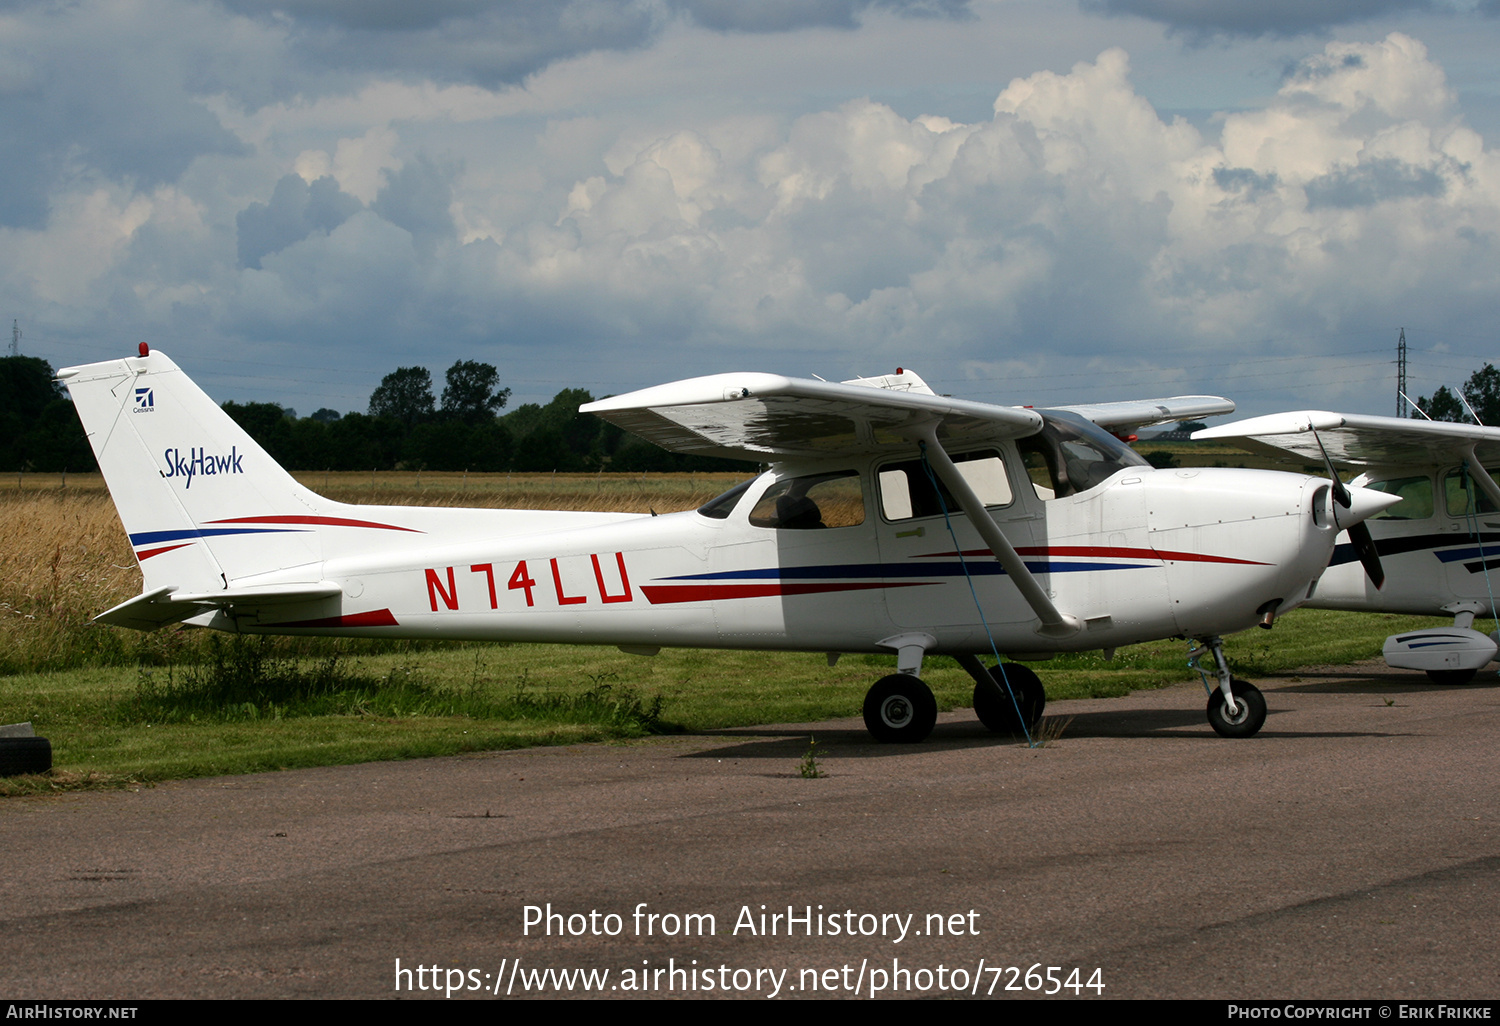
xmin=1018 ymin=410 xmax=1150 ymax=499
xmin=696 ymin=479 xmax=756 ymax=519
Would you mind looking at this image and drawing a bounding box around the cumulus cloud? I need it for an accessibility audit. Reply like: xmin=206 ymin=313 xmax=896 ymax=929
xmin=453 ymin=31 xmax=1495 ymax=396
xmin=671 ymin=0 xmax=973 ymax=32
xmin=1080 ymin=0 xmax=1439 ymax=39
xmin=210 ymin=0 xmax=973 ymax=89
xmin=237 ymin=2 xmax=659 ymax=89
xmin=0 ymin=0 xmax=250 ymax=229
xmin=237 ymin=175 xmax=363 ymax=269
xmin=372 ymin=157 xmax=459 ymax=248
xmin=3 ymin=9 xmax=1499 ymax=415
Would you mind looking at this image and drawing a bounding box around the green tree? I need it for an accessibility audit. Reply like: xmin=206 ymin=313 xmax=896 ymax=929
xmin=1461 ymin=364 xmax=1500 ymax=425
xmin=407 ymin=419 xmax=512 ymax=471
xmin=1415 ymin=363 xmax=1500 ymax=425
xmin=502 ymin=387 xmax=603 ymax=472
xmin=368 ymin=367 xmax=434 ymax=424
xmin=0 ymin=355 xmax=94 ymax=472
xmin=1415 ymin=385 xmax=1465 ymax=422
xmin=440 ymin=360 xmax=511 ymax=423
xmin=0 ymin=354 xmax=59 ymax=408
xmin=222 ymin=401 xmax=293 ymax=463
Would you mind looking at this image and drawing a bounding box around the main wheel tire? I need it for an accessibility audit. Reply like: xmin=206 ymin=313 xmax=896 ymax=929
xmin=0 ymin=736 xmax=52 ymax=776
xmin=862 ymin=674 xmax=938 ymax=743
xmin=1426 ymin=668 xmax=1478 ymax=685
xmin=973 ymin=664 xmax=1045 ymax=735
xmin=1206 ymin=679 xmax=1266 ymax=738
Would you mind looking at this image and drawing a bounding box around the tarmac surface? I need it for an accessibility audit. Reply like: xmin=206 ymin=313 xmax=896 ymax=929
xmin=2 ymin=663 xmax=1498 ymax=1001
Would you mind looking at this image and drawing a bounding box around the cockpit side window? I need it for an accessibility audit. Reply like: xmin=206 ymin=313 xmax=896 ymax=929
xmin=1366 ymin=475 xmax=1434 ymax=520
xmin=748 ymin=471 xmax=865 ymax=529
xmin=877 ymin=450 xmax=1012 ymax=521
xmin=1018 ymin=411 xmax=1149 ymax=499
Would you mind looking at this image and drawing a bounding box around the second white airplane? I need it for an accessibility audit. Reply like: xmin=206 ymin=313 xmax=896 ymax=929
xmin=1199 ymin=410 xmax=1500 ymax=683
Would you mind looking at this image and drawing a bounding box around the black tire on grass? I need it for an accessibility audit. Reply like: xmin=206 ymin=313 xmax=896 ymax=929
xmin=0 ymin=737 xmax=52 ymax=776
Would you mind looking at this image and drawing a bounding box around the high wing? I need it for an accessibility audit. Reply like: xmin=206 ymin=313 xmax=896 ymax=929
xmin=580 ymin=370 xmax=1044 ymax=461
xmin=582 ymin=370 xmax=1235 ymax=460
xmin=1046 ymin=396 xmax=1236 ymax=432
xmin=1193 ymin=411 xmax=1500 ymax=468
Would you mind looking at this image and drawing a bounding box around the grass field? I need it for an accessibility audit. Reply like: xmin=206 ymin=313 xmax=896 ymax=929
xmin=0 ymin=468 xmax=1467 ymax=794
xmin=0 ymin=470 xmax=747 ymax=675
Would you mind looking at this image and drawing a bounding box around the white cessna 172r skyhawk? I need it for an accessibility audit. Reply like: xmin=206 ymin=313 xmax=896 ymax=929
xmin=61 ymin=347 xmax=1398 ymax=742
xmin=1197 ymin=410 xmax=1500 ymax=684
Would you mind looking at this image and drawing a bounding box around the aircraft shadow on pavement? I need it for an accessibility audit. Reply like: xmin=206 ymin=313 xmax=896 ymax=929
xmin=684 ymin=704 xmax=1405 ymax=760
xmin=1269 ymin=669 xmax=1500 ymax=694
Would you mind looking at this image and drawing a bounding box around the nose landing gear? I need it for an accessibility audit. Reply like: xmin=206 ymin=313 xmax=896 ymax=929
xmin=1190 ymin=635 xmax=1267 ymax=738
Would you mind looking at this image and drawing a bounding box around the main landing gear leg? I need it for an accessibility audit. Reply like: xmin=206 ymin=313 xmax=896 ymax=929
xmin=956 ymin=654 xmax=1045 ymax=736
xmin=864 ymin=633 xmax=938 ymax=743
xmin=1189 ymin=635 xmax=1267 ymax=739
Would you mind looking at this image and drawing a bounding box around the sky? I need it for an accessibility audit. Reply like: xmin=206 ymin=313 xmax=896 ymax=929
xmin=5 ymin=0 xmax=1500 ymax=420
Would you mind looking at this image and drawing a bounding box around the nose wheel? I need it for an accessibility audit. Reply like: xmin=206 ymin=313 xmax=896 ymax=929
xmin=1191 ymin=636 xmax=1268 ymax=738
xmin=862 ymin=674 xmax=938 ymax=743
xmin=1206 ymin=678 xmax=1266 ymax=738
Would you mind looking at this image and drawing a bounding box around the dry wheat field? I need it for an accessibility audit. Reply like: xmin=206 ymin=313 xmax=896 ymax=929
xmin=0 ymin=470 xmax=752 ymax=674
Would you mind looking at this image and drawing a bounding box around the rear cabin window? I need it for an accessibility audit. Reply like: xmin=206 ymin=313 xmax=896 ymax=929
xmin=1444 ymin=468 xmax=1500 ymax=518
xmin=877 ymin=450 xmax=1012 ymax=521
xmin=748 ymin=471 xmax=866 ymax=529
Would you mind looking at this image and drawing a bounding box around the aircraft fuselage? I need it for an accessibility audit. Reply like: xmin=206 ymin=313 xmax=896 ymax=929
xmin=201 ymin=458 xmax=1339 ymax=658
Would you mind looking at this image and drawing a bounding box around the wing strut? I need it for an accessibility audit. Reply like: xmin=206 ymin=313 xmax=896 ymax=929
xmin=1462 ymin=447 xmax=1500 ymax=511
xmin=913 ymin=426 xmax=1082 ymax=639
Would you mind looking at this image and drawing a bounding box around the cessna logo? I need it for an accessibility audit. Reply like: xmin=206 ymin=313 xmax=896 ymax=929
xmin=133 ymin=387 xmax=154 ymax=412
xmin=163 ymin=446 xmax=244 ymax=488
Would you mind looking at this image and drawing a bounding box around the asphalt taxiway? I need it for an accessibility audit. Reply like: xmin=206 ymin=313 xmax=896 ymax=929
xmin=3 ymin=663 xmax=1497 ymax=999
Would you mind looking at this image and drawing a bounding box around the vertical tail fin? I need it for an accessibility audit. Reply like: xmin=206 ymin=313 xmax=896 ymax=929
xmin=60 ymin=350 xmax=330 ymax=593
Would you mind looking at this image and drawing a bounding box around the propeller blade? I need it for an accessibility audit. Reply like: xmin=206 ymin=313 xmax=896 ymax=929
xmin=1309 ymin=424 xmax=1353 ymax=508
xmin=1347 ymin=521 xmax=1386 ymax=590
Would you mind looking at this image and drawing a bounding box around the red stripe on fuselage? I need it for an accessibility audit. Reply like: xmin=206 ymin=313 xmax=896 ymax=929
xmin=641 ymin=581 xmax=931 ymax=604
xmin=263 ymin=609 xmax=400 ymax=628
xmin=206 ymin=515 xmax=422 ymax=533
xmin=136 ymin=543 xmax=193 ymax=561
xmin=918 ymin=545 xmax=1268 ymax=566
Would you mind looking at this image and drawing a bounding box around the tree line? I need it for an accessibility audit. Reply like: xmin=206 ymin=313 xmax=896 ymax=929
xmin=1413 ymin=364 xmax=1500 ymax=425
xmin=1 ymin=356 xmax=93 ymax=473
xmin=13 ymin=351 xmax=1500 ymax=477
xmin=0 ymin=355 xmax=747 ymax=475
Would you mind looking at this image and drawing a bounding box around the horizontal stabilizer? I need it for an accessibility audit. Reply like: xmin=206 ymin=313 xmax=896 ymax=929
xmin=95 ymin=583 xmax=344 ymax=631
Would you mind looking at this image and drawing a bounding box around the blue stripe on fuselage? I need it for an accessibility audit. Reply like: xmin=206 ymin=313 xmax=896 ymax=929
xmin=128 ymin=527 xmax=307 ymax=545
